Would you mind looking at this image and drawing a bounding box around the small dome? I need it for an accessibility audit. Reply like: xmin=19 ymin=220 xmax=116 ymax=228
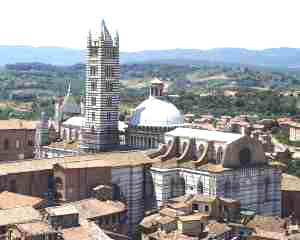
xmin=130 ymin=97 xmax=184 ymax=127
xmin=62 ymin=95 xmax=80 ymax=114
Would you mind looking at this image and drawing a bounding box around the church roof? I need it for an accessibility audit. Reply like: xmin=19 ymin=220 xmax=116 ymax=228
xmin=130 ymin=97 xmax=184 ymax=127
xmin=165 ymin=128 xmax=243 ymax=143
xmin=0 ymin=150 xmax=158 ymax=175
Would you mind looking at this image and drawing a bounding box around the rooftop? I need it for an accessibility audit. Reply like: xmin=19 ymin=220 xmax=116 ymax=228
xmin=281 ymin=174 xmax=300 ymax=192
xmin=0 ymin=119 xmax=37 ymax=130
xmin=179 ymin=212 xmax=209 ymax=222
xmin=207 ymin=221 xmax=231 ymax=236
xmin=70 ymin=198 xmax=126 ymax=219
xmin=0 ymin=206 xmax=41 ymax=226
xmin=0 ymin=191 xmax=45 ymax=209
xmin=16 ymin=221 xmax=55 ymax=236
xmin=140 ymin=213 xmax=161 ymax=229
xmin=0 ymin=150 xmax=156 ymax=175
xmin=62 ymin=226 xmax=92 ymax=240
xmin=246 ymin=215 xmax=287 ymax=234
xmin=45 ymin=205 xmax=78 ymax=216
xmin=149 ymin=230 xmax=197 ymax=240
xmin=166 ymin=127 xmax=243 ymax=143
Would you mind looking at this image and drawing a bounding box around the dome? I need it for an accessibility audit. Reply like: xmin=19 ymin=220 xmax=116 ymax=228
xmin=62 ymin=95 xmax=81 ymax=114
xmin=130 ymin=97 xmax=184 ymax=127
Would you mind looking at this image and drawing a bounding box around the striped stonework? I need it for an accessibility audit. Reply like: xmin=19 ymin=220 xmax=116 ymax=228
xmin=81 ymin=20 xmax=120 ymax=151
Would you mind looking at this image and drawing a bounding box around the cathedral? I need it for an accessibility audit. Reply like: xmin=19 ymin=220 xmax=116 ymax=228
xmin=31 ymin=20 xmax=282 ymax=236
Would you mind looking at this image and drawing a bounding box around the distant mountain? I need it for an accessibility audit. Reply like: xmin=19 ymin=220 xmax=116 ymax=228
xmin=1 ymin=46 xmax=300 ymax=67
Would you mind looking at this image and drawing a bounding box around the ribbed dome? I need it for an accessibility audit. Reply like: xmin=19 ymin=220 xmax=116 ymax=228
xmin=130 ymin=97 xmax=184 ymax=127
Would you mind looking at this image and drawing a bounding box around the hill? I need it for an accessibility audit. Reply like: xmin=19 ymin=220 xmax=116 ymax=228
xmin=2 ymin=46 xmax=300 ymax=67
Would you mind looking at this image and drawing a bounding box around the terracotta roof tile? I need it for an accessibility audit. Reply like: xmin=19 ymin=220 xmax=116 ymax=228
xmin=0 ymin=120 xmax=37 ymax=130
xmin=16 ymin=221 xmax=55 ymax=236
xmin=0 ymin=191 xmax=44 ymax=209
xmin=71 ymin=198 xmax=126 ymax=219
xmin=0 ymin=206 xmax=41 ymax=226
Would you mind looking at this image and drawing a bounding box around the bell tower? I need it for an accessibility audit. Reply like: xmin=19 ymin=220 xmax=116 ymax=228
xmin=81 ymin=20 xmax=120 ymax=151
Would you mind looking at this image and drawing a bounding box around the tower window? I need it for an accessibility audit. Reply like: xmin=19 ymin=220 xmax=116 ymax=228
xmin=106 ymin=81 xmax=113 ymax=92
xmin=107 ymin=112 xmax=112 ymax=121
xmin=91 ymin=81 xmax=97 ymax=91
xmin=105 ymin=65 xmax=113 ymax=78
xmin=92 ymin=112 xmax=96 ymax=121
xmin=106 ymin=97 xmax=112 ymax=106
xmin=90 ymin=66 xmax=97 ymax=76
xmin=91 ymin=97 xmax=96 ymax=106
xmin=265 ymin=177 xmax=270 ymax=202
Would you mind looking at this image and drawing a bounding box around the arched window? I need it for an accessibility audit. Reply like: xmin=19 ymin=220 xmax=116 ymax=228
xmin=216 ymin=147 xmax=223 ymax=164
xmin=170 ymin=178 xmax=175 ymax=198
xmin=265 ymin=177 xmax=270 ymax=202
xmin=15 ymin=139 xmax=20 ymax=149
xmin=179 ymin=177 xmax=186 ymax=196
xmin=239 ymin=148 xmax=251 ymax=165
xmin=63 ymin=129 xmax=67 ymax=139
xmin=224 ymin=181 xmax=231 ymax=198
xmin=4 ymin=139 xmax=9 ymax=150
xmin=197 ymin=180 xmax=204 ymax=194
xmin=196 ymin=144 xmax=205 ymax=159
xmin=180 ymin=142 xmax=187 ymax=154
xmin=28 ymin=139 xmax=34 ymax=146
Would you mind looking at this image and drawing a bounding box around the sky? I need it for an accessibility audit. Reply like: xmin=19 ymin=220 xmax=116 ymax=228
xmin=1 ymin=0 xmax=300 ymax=52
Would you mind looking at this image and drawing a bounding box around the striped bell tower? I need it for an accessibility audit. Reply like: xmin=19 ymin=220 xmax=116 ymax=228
xmin=81 ymin=20 xmax=120 ymax=152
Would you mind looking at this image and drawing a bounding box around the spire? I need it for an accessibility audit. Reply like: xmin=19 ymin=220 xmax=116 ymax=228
xmin=67 ymin=80 xmax=71 ymax=97
xmin=114 ymin=30 xmax=119 ymax=47
xmin=101 ymin=19 xmax=112 ymax=41
xmin=88 ymin=29 xmax=92 ymax=47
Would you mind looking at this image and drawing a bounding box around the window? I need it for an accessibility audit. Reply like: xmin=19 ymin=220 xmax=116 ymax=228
xmin=9 ymin=180 xmax=17 ymax=193
xmin=91 ymin=81 xmax=97 ymax=91
xmin=106 ymin=81 xmax=113 ymax=92
xmin=90 ymin=66 xmax=97 ymax=76
xmin=239 ymin=148 xmax=251 ymax=165
xmin=216 ymin=147 xmax=223 ymax=164
xmin=15 ymin=139 xmax=20 ymax=149
xmin=107 ymin=112 xmax=112 ymax=121
xmin=105 ymin=65 xmax=113 ymax=78
xmin=91 ymin=97 xmax=96 ymax=106
xmin=265 ymin=177 xmax=270 ymax=202
xmin=4 ymin=139 xmax=9 ymax=150
xmin=197 ymin=180 xmax=204 ymax=194
xmin=192 ymin=204 xmax=199 ymax=211
xmin=106 ymin=96 xmax=112 ymax=106
xmin=92 ymin=112 xmax=96 ymax=121
xmin=28 ymin=139 xmax=34 ymax=146
xmin=112 ymin=214 xmax=116 ymax=224
xmin=205 ymin=205 xmax=209 ymax=212
xmin=98 ymin=218 xmax=103 ymax=225
xmin=224 ymin=181 xmax=230 ymax=198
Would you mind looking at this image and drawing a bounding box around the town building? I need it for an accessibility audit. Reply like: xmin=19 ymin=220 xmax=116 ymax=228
xmin=147 ymin=127 xmax=282 ymax=217
xmin=0 ymin=119 xmax=37 ymax=161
